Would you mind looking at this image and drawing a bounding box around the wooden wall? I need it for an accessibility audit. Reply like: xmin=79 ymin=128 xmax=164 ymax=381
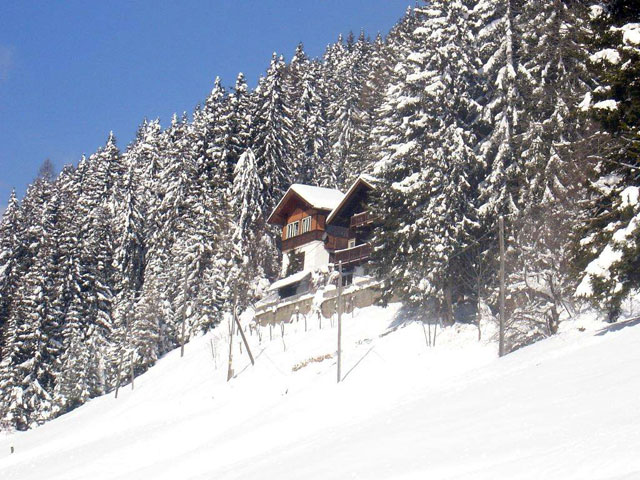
xmin=281 ymin=208 xmax=327 ymax=240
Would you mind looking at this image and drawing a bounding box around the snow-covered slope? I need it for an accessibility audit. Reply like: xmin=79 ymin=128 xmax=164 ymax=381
xmin=1 ymin=304 xmax=639 ymax=480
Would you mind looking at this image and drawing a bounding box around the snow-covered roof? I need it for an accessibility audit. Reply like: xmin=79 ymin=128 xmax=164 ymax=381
xmin=289 ymin=184 xmax=344 ymax=211
xmin=267 ymin=184 xmax=344 ymax=225
xmin=268 ymin=270 xmax=311 ymax=292
xmin=326 ymin=175 xmax=376 ymax=225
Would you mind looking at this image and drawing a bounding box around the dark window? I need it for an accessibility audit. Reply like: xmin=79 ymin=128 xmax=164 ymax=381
xmin=279 ymin=285 xmax=297 ymax=298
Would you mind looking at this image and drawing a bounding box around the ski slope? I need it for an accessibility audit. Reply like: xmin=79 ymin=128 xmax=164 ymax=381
xmin=1 ymin=303 xmax=639 ymax=480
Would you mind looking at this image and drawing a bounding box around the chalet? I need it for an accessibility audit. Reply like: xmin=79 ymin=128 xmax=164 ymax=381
xmin=266 ymin=176 xmax=376 ymax=300
xmin=326 ymin=175 xmax=376 ymax=283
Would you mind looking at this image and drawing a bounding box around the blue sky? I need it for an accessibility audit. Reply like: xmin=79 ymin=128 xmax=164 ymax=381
xmin=0 ymin=1 xmax=412 ymax=214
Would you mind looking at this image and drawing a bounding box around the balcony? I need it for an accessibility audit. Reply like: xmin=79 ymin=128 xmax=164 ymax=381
xmin=332 ymin=243 xmax=371 ymax=267
xmin=350 ymin=211 xmax=374 ymax=229
xmin=281 ymin=229 xmax=324 ymax=251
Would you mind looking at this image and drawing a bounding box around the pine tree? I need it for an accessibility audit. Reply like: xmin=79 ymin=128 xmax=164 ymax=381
xmin=371 ymin=2 xmax=483 ymax=323
xmin=221 ymin=73 xmax=253 ymax=186
xmin=474 ymin=0 xmax=519 ymax=220
xmin=193 ymin=77 xmax=228 ymax=188
xmin=287 ymin=44 xmax=329 ymax=185
xmin=0 ymin=190 xmax=21 ymax=357
xmin=250 ymin=54 xmax=296 ymax=213
xmin=67 ymin=133 xmax=123 ymax=391
xmin=574 ymin=0 xmax=640 ymax=320
xmin=0 ymin=176 xmax=61 ymax=429
xmin=326 ymin=32 xmax=375 ymax=189
xmin=228 ymin=148 xmax=272 ymax=309
xmin=501 ymin=0 xmax=594 ymax=349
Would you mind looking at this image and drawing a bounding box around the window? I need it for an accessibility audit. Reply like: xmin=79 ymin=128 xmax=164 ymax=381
xmin=301 ymin=216 xmax=312 ymax=233
xmin=286 ymin=221 xmax=299 ymax=239
xmin=348 ymin=239 xmax=356 ymax=249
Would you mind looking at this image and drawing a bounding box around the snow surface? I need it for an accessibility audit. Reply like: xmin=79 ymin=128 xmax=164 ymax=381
xmin=289 ymin=184 xmax=344 ymax=211
xmin=267 ymin=269 xmax=311 ymax=291
xmin=590 ymin=48 xmax=622 ymax=65
xmin=593 ymin=99 xmax=618 ymax=111
xmin=1 ymin=304 xmax=640 ymax=480
xmin=621 ymin=23 xmax=640 ymax=46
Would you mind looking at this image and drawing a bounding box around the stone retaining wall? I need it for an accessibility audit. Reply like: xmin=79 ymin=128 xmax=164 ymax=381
xmin=254 ymin=281 xmax=380 ymax=326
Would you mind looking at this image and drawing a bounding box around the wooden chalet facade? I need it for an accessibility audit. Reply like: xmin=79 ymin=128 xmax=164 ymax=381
xmin=267 ymin=184 xmax=343 ymax=296
xmin=326 ymin=176 xmax=375 ymax=274
xmin=265 ymin=176 xmax=376 ymax=299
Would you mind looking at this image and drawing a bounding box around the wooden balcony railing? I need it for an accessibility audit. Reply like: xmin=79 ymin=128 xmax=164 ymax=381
xmin=281 ymin=230 xmax=324 ymax=251
xmin=350 ymin=211 xmax=374 ymax=229
xmin=333 ymin=243 xmax=372 ymax=266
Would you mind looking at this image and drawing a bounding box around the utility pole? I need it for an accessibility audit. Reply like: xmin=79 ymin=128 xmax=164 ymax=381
xmin=499 ymin=215 xmax=506 ymax=357
xmin=337 ymin=261 xmax=343 ymax=383
xmin=227 ymin=315 xmax=234 ymax=381
xmin=180 ymin=264 xmax=189 ymax=358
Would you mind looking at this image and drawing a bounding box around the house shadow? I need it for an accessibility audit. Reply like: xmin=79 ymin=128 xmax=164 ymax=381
xmin=595 ymin=316 xmax=640 ymax=336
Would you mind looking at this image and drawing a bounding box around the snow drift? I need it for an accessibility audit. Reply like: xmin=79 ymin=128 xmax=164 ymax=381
xmin=1 ymin=303 xmax=639 ymax=479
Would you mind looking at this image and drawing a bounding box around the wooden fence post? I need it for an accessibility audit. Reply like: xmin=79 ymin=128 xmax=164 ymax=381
xmin=337 ymin=261 xmax=343 ymax=383
xmin=234 ymin=305 xmax=255 ymax=366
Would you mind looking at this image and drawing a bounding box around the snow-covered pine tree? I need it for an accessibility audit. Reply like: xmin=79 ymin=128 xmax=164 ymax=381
xmin=0 ymin=173 xmax=61 ymax=429
xmin=287 ymin=43 xmax=329 ymax=185
xmin=219 ymin=73 xmax=252 ymax=187
xmin=371 ymin=2 xmax=483 ymax=324
xmin=115 ymin=145 xmax=147 ymax=295
xmin=0 ymin=190 xmax=21 ymax=357
xmin=574 ymin=0 xmax=640 ymax=320
xmin=503 ymin=0 xmax=594 ymax=348
xmin=193 ymin=77 xmax=228 ymax=187
xmin=228 ymin=148 xmax=273 ymax=309
xmin=50 ymin=163 xmax=107 ymax=414
xmin=134 ymin=119 xmax=164 ymax=244
xmin=190 ymin=81 xmax=235 ymax=332
xmin=357 ymin=32 xmax=390 ymax=176
xmin=473 ymin=0 xmax=519 ymax=221
xmin=250 ymin=54 xmax=296 ymax=213
xmin=325 ymin=31 xmax=375 ymax=190
xmin=66 ymin=133 xmax=124 ymax=391
xmin=144 ymin=113 xmax=198 ymax=350
xmin=368 ymin=7 xmax=422 ymax=307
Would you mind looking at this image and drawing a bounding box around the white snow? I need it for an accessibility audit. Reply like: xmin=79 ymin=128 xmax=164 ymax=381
xmin=621 ymin=186 xmax=640 ymax=208
xmin=593 ymin=99 xmax=618 ymax=111
xmin=1 ymin=304 xmax=640 ymax=480
xmin=590 ymin=48 xmax=621 ymax=65
xmin=289 ymin=184 xmax=344 ymax=211
xmin=589 ymin=5 xmax=604 ymax=20
xmin=578 ymin=91 xmax=591 ymax=111
xmin=575 ymin=242 xmax=622 ymax=296
xmin=620 ymin=23 xmax=640 ymax=46
xmin=267 ymin=269 xmax=311 ymax=291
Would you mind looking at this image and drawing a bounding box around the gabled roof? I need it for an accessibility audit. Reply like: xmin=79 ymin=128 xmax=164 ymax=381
xmin=267 ymin=184 xmax=344 ymax=225
xmin=326 ymin=175 xmax=376 ymax=225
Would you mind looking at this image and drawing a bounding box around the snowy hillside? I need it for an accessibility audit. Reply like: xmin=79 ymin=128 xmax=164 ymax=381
xmin=1 ymin=304 xmax=639 ymax=480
